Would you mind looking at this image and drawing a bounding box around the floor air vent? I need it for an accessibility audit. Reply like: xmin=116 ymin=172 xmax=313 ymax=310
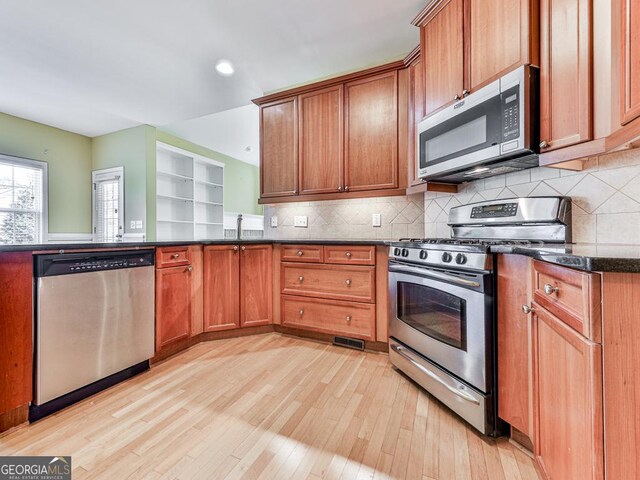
xmin=333 ymin=336 xmax=365 ymax=351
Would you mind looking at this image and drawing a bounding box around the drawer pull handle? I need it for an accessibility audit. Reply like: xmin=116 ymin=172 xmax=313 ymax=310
xmin=187 ymin=265 xmax=193 ymax=272
xmin=299 ymin=309 xmax=304 ymax=316
xmin=298 ymin=276 xmax=304 ymax=283
xmin=346 ymin=315 xmax=352 ymax=322
xmin=297 ymin=250 xmax=303 ymax=256
xmin=345 ymin=279 xmax=352 ymax=286
xmin=345 ymin=252 xmax=352 ymax=258
xmin=543 ymin=284 xmax=559 ymax=295
xmin=172 ymin=253 xmax=180 ymax=259
xmin=522 ymin=304 xmax=535 ymax=315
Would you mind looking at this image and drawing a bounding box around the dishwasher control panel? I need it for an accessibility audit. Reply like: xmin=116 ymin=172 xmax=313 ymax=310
xmin=35 ymin=250 xmax=155 ymax=277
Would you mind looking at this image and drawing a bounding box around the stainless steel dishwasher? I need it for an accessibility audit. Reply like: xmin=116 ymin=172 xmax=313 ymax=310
xmin=31 ymin=250 xmax=155 ymax=420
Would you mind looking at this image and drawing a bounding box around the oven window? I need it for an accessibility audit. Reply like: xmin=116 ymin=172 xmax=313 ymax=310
xmin=397 ymin=281 xmax=467 ymax=351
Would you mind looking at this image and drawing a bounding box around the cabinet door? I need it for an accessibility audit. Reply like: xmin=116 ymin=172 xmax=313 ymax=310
xmin=539 ymin=0 xmax=592 ymax=151
xmin=204 ymin=246 xmax=240 ymax=332
xmin=344 ymin=71 xmax=398 ymax=192
xmin=421 ymin=0 xmax=464 ymax=116
xmin=156 ymin=265 xmax=193 ymax=350
xmin=468 ymin=0 xmax=535 ymax=91
xmin=497 ymin=255 xmax=534 ymax=443
xmin=240 ymin=245 xmax=273 ymax=327
xmin=621 ymin=0 xmax=640 ymax=124
xmin=534 ymin=305 xmax=604 ymax=480
xmin=260 ymin=97 xmax=298 ymax=197
xmin=299 ymin=85 xmax=344 ymax=194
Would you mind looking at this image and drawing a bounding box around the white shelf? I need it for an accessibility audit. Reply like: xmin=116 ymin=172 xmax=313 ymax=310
xmin=156 ymin=142 xmax=224 ymax=241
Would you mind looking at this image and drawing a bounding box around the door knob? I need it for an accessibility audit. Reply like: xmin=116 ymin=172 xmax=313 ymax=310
xmin=522 ymin=304 xmax=535 ymax=315
xmin=543 ymin=284 xmax=560 ymax=295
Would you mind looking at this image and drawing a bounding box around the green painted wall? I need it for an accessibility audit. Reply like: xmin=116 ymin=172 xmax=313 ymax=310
xmin=91 ymin=125 xmax=156 ymax=236
xmin=0 ymin=112 xmax=92 ymax=233
xmin=156 ymin=131 xmax=262 ymax=216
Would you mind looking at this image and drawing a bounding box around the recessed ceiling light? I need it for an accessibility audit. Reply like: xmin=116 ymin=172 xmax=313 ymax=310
xmin=215 ymin=60 xmax=235 ymax=76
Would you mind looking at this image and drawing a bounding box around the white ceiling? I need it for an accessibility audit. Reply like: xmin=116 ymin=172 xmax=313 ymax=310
xmin=161 ymin=104 xmax=260 ymax=165
xmin=0 ymin=0 xmax=422 ymax=138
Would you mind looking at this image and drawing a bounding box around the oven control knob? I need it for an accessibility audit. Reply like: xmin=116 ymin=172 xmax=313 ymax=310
xmin=455 ymin=254 xmax=467 ymax=265
xmin=441 ymin=252 xmax=452 ymax=263
xmin=419 ymin=250 xmax=428 ymax=260
xmin=401 ymin=248 xmax=409 ymax=257
xmin=394 ymin=247 xmax=401 ymax=256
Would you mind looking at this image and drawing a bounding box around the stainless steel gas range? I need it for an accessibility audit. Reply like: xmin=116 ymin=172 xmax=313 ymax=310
xmin=388 ymin=196 xmax=572 ymax=436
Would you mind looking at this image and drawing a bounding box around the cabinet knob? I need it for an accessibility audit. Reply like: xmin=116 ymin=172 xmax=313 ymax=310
xmin=344 ymin=186 xmax=349 ymax=192
xmin=462 ymin=89 xmax=470 ymax=97
xmin=540 ymin=140 xmax=550 ymax=149
xmin=345 ymin=252 xmax=352 ymax=258
xmin=241 ymin=246 xmax=246 ymax=251
xmin=346 ymin=315 xmax=352 ymax=322
xmin=187 ymin=265 xmax=193 ymax=272
xmin=233 ymin=246 xmax=239 ymax=252
xmin=454 ymin=94 xmax=461 ymax=101
xmin=172 ymin=253 xmax=180 ymax=259
xmin=338 ymin=186 xmax=343 ymax=192
xmin=522 ymin=304 xmax=535 ymax=315
xmin=297 ymin=250 xmax=303 ymax=256
xmin=543 ymin=284 xmax=560 ymax=295
xmin=299 ymin=309 xmax=304 ymax=316
xmin=298 ymin=276 xmax=304 ymax=283
xmin=345 ymin=279 xmax=352 ymax=286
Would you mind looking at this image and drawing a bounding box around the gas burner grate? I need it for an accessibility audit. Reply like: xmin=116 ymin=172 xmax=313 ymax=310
xmin=397 ymin=238 xmax=551 ymax=247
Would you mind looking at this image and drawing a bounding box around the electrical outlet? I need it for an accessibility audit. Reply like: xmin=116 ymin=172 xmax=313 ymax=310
xmin=372 ymin=213 xmax=382 ymax=227
xmin=294 ymin=215 xmax=308 ymax=228
xmin=130 ymin=220 xmax=136 ymax=229
xmin=271 ymin=216 xmax=278 ymax=227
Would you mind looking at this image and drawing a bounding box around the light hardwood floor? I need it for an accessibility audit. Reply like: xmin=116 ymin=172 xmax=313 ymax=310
xmin=0 ymin=334 xmax=541 ymax=479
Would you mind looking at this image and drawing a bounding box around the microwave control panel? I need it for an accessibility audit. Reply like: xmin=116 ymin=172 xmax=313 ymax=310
xmin=501 ymin=85 xmax=521 ymax=142
xmin=470 ymin=203 xmax=518 ymax=219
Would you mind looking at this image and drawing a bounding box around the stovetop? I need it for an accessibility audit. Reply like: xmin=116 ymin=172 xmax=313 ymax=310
xmin=396 ymin=238 xmax=548 ymax=247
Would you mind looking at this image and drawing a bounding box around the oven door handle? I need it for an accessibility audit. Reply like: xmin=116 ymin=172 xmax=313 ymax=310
xmin=390 ymin=343 xmax=481 ymax=405
xmin=389 ymin=264 xmax=480 ymax=288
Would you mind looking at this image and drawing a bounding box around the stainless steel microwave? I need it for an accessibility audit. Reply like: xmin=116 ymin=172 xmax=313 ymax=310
xmin=417 ymin=65 xmax=539 ymax=183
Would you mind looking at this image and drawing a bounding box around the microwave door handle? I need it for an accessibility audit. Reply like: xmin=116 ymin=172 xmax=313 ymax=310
xmin=390 ymin=344 xmax=481 ymax=405
xmin=389 ymin=264 xmax=480 ymax=288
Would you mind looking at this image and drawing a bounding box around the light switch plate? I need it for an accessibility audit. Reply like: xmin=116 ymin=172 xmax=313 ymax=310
xmin=135 ymin=220 xmax=143 ymax=229
xmin=130 ymin=220 xmax=136 ymax=229
xmin=271 ymin=216 xmax=278 ymax=227
xmin=294 ymin=215 xmax=308 ymax=228
xmin=372 ymin=213 xmax=382 ymax=227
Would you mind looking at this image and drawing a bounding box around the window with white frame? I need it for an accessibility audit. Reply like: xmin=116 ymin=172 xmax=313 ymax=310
xmin=0 ymin=154 xmax=47 ymax=245
xmin=92 ymin=167 xmax=124 ymax=242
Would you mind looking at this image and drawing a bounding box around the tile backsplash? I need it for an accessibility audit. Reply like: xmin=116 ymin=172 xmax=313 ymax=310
xmin=264 ymin=194 xmax=425 ymax=240
xmin=426 ymin=148 xmax=640 ymax=244
xmin=264 ymin=148 xmax=640 ymax=245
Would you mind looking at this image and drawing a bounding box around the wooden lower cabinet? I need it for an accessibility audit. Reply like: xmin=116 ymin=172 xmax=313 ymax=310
xmin=204 ymin=245 xmax=240 ymax=331
xmin=533 ymin=304 xmax=604 ymax=480
xmin=497 ymin=254 xmax=535 ymax=442
xmin=282 ymin=295 xmax=375 ymax=340
xmin=281 ymin=263 xmax=375 ymax=303
xmin=156 ymin=264 xmax=193 ymax=350
xmin=240 ymin=245 xmax=273 ymax=327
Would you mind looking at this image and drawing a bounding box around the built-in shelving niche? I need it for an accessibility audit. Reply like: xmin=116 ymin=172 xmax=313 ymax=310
xmin=156 ymin=142 xmax=224 ymax=241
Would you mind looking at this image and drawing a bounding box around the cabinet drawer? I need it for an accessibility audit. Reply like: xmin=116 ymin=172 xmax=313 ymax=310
xmin=282 ymin=295 xmax=375 ymax=340
xmin=281 ymin=263 xmax=375 ymax=303
xmin=281 ymin=245 xmax=324 ymax=263
xmin=533 ymin=260 xmax=601 ymax=342
xmin=157 ymin=246 xmax=191 ymax=268
xmin=324 ymin=245 xmax=375 ymax=265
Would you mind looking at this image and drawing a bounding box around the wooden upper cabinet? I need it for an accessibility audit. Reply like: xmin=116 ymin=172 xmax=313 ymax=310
xmin=156 ymin=265 xmax=193 ymax=350
xmin=345 ymin=71 xmax=398 ymax=191
xmin=539 ymin=0 xmax=593 ymax=152
xmin=240 ymin=245 xmax=273 ymax=327
xmin=468 ymin=0 xmax=536 ymax=91
xmin=203 ymin=245 xmax=240 ymax=332
xmin=497 ymin=255 xmax=534 ymax=444
xmin=408 ymin=54 xmax=425 ymax=188
xmin=420 ymin=0 xmax=464 ymax=116
xmin=534 ymin=304 xmax=604 ymax=480
xmin=299 ymin=85 xmax=344 ymax=194
xmin=621 ymin=0 xmax=640 ymax=125
xmin=260 ymin=97 xmax=298 ymax=197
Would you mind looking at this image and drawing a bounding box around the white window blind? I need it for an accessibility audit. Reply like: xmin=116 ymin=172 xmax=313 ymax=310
xmin=0 ymin=155 xmax=47 ymax=244
xmin=92 ymin=167 xmax=124 ymax=242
